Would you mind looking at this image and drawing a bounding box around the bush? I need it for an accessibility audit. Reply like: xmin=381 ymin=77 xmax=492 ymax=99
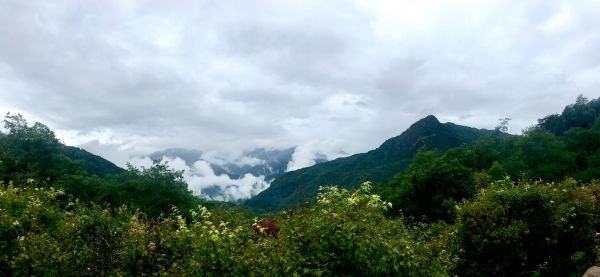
xmin=455 ymin=178 xmax=600 ymax=276
xmin=1 ymin=181 xmax=455 ymax=276
xmin=246 ymin=183 xmax=456 ymax=276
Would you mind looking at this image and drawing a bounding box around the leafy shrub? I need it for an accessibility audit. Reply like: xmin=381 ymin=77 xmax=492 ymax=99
xmin=0 ymin=184 xmax=64 ymax=275
xmin=1 ymin=182 xmax=455 ymax=276
xmin=455 ymin=178 xmax=600 ymax=276
xmin=382 ymin=150 xmax=475 ymax=222
xmin=244 ymin=183 xmax=456 ymax=276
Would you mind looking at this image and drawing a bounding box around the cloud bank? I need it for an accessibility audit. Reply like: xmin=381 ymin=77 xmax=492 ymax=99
xmin=1 ymin=0 xmax=600 ymax=200
xmin=286 ymin=140 xmax=347 ymax=172
xmin=129 ymin=156 xmax=270 ymax=202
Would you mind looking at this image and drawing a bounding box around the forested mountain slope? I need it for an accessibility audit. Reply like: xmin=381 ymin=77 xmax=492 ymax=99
xmin=0 ymin=114 xmax=122 ymax=183
xmin=246 ymin=115 xmax=495 ymax=211
xmin=63 ymin=146 xmax=123 ymax=176
xmin=378 ymin=95 xmax=600 ymax=222
xmin=2 ymin=97 xmax=600 ymax=276
xmin=0 ymin=114 xmax=204 ymax=218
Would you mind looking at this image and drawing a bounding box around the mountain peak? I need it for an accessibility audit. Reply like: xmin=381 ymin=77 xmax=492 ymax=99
xmin=389 ymin=115 xmax=442 ymax=142
xmin=247 ymin=116 xmax=495 ymax=211
xmin=376 ymin=115 xmax=443 ymax=155
xmin=411 ymin=115 xmax=440 ymax=127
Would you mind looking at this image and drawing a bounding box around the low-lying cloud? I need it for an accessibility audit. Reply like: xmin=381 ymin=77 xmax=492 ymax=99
xmin=129 ymin=156 xmax=270 ymax=202
xmin=286 ymin=140 xmax=347 ymax=172
xmin=1 ymin=0 xmax=599 ymax=195
xmin=126 ymin=144 xmax=343 ymax=201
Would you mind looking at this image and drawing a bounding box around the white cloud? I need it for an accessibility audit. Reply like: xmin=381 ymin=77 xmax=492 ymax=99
xmin=286 ymin=140 xmax=347 ymax=172
xmin=0 ymin=0 xmax=599 ymax=178
xmin=541 ymin=3 xmax=575 ymax=33
xmin=129 ymin=155 xmax=270 ymax=201
xmin=233 ymin=156 xmax=265 ymax=167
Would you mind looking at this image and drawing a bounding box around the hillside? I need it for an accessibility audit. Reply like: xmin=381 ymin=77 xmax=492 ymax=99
xmin=64 ymin=146 xmax=123 ymax=177
xmin=0 ymin=113 xmax=204 ymax=219
xmin=2 ymin=97 xmax=600 ymax=276
xmin=378 ymin=96 xmax=600 ymax=222
xmin=246 ymin=115 xmax=495 ymax=211
xmin=0 ymin=114 xmax=123 ymax=183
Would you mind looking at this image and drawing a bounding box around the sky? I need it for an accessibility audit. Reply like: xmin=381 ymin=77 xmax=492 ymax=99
xmin=1 ymin=0 xmax=600 ymax=199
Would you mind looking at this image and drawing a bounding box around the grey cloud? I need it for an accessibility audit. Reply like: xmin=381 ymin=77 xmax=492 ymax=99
xmin=0 ymin=0 xmax=599 ymax=189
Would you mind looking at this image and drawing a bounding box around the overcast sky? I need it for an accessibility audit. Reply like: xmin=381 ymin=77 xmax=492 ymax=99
xmin=1 ymin=0 xmax=599 ymax=167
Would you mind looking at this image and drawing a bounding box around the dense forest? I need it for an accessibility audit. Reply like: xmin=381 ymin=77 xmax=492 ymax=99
xmin=1 ymin=95 xmax=600 ymax=276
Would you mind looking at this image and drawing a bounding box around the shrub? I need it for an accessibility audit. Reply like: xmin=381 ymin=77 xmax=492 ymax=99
xmin=455 ymin=178 xmax=600 ymax=276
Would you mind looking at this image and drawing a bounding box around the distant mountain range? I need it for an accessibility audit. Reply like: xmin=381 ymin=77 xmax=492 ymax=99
xmin=245 ymin=115 xmax=496 ymax=211
xmin=146 ymin=147 xmax=335 ymax=200
xmin=65 ymin=115 xmax=495 ymax=206
xmin=149 ymin=147 xmax=296 ymax=182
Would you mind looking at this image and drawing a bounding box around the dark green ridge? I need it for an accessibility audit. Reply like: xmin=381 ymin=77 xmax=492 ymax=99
xmin=245 ymin=115 xmax=495 ymax=211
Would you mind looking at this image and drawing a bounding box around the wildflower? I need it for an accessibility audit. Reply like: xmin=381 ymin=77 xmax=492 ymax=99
xmin=148 ymin=241 xmax=157 ymax=251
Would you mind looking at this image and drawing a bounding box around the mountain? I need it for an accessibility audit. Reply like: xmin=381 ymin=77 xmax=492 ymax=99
xmin=245 ymin=115 xmax=495 ymax=211
xmin=217 ymin=148 xmax=297 ymax=181
xmin=148 ymin=147 xmax=306 ymax=200
xmin=150 ymin=148 xmax=203 ymax=165
xmin=64 ymin=146 xmax=123 ymax=177
xmin=0 ymin=114 xmax=123 ymax=183
xmin=149 ymin=147 xmax=295 ymax=182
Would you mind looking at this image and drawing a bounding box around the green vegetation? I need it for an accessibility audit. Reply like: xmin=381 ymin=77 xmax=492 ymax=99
xmin=0 ymin=182 xmax=454 ymax=276
xmin=0 ymin=113 xmax=206 ymax=219
xmin=538 ymin=95 xmax=600 ymax=136
xmin=456 ymin=178 xmax=600 ymax=276
xmin=380 ymin=96 xmax=600 ymax=222
xmin=247 ymin=115 xmax=495 ymax=211
xmin=1 ymin=95 xmax=600 ymax=276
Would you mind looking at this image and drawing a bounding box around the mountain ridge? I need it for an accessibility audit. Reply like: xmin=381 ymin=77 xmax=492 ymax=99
xmin=245 ymin=115 xmax=495 ymax=211
xmin=63 ymin=146 xmax=123 ymax=177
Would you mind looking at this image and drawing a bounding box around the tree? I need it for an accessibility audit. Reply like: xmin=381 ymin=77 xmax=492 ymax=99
xmin=384 ymin=150 xmax=475 ymax=222
xmin=495 ymin=117 xmax=511 ymax=133
xmin=107 ymin=160 xmax=198 ymax=218
xmin=0 ymin=113 xmax=71 ymax=185
xmin=539 ymin=95 xmax=599 ymax=135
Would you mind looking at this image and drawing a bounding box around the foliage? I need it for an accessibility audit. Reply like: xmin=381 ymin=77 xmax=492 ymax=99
xmin=247 ymin=115 xmax=494 ymax=211
xmin=0 ymin=182 xmax=455 ymax=276
xmin=54 ymin=161 xmax=203 ymax=219
xmin=380 ymin=97 xmax=600 ymax=222
xmin=0 ymin=113 xmax=74 ymax=184
xmin=114 ymin=161 xmax=201 ymax=218
xmin=0 ymin=114 xmax=205 ymax=220
xmin=258 ymin=183 xmax=456 ymax=276
xmin=0 ymin=184 xmax=65 ymax=275
xmin=2 ymin=96 xmax=600 ymax=276
xmin=63 ymin=146 xmax=123 ymax=177
xmin=380 ymin=150 xmax=475 ymax=222
xmin=538 ymin=95 xmax=600 ymax=135
xmin=455 ymin=178 xmax=600 ymax=276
